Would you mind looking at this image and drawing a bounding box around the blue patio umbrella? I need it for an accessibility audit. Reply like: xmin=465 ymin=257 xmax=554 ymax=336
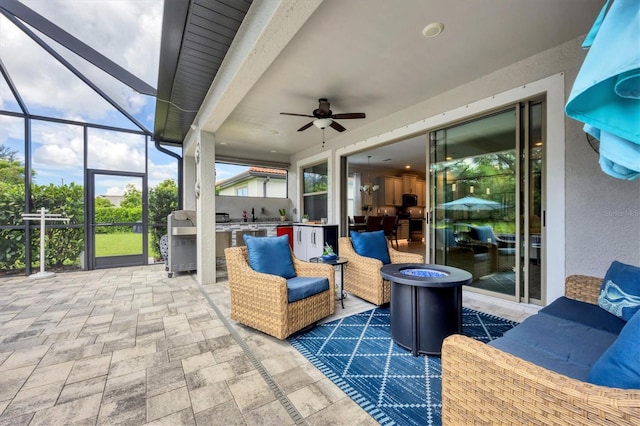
xmin=565 ymin=0 xmax=640 ymax=180
xmin=438 ymin=196 xmax=505 ymax=211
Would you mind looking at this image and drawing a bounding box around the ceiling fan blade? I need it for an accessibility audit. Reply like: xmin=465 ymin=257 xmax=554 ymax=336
xmin=318 ymin=98 xmax=331 ymax=115
xmin=330 ymin=120 xmax=346 ymax=132
xmin=297 ymin=121 xmax=314 ymax=131
xmin=331 ymin=112 xmax=366 ymax=119
xmin=280 ymin=112 xmax=315 ymax=118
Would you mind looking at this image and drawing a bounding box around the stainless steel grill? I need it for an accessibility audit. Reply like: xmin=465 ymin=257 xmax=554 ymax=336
xmin=167 ymin=210 xmax=197 ymax=277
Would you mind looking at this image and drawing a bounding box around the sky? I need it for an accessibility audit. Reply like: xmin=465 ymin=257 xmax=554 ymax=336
xmin=0 ymin=0 xmax=244 ymax=196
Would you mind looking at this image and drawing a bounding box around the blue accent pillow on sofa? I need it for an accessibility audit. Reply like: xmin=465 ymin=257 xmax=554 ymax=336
xmin=588 ymin=309 xmax=640 ymax=389
xmin=597 ymin=261 xmax=640 ymax=321
xmin=350 ymin=230 xmax=391 ymax=264
xmin=244 ymin=235 xmax=296 ymax=279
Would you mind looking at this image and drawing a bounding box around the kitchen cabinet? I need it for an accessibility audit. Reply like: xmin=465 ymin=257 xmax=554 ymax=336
xmin=377 ymin=176 xmax=402 ymax=206
xmin=397 ymin=219 xmax=410 ymax=240
xmin=402 ymin=175 xmax=417 ymax=194
xmin=402 ymin=175 xmax=426 ymax=206
xmin=416 ymin=179 xmax=426 ymax=206
xmin=276 ymin=225 xmax=294 ymax=250
xmin=293 ymin=224 xmax=338 ymax=261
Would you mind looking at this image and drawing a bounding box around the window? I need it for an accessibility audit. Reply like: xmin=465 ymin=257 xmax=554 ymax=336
xmin=302 ymin=162 xmax=328 ymax=220
xmin=236 ymin=186 xmax=248 ymax=196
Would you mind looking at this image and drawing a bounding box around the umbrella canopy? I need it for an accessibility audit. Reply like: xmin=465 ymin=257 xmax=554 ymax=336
xmin=565 ymin=0 xmax=640 ymax=180
xmin=438 ymin=196 xmax=504 ymax=211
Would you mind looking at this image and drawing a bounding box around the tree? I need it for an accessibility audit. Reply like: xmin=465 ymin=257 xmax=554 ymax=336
xmin=0 ymin=144 xmax=26 ymax=186
xmin=120 ymin=184 xmax=142 ymax=208
xmin=95 ymin=197 xmax=113 ymax=208
xmin=148 ymin=179 xmax=178 ymax=258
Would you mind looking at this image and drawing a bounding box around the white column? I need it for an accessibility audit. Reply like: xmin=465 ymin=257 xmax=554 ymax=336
xmin=183 ymin=154 xmax=196 ymax=211
xmin=196 ymin=130 xmax=217 ymax=285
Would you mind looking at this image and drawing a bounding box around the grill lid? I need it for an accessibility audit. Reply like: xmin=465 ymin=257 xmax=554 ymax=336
xmin=215 ymin=213 xmax=230 ymax=223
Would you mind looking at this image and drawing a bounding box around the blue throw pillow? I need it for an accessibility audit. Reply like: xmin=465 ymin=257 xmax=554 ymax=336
xmin=597 ymin=261 xmax=640 ymax=321
xmin=244 ymin=234 xmax=296 ymax=279
xmin=588 ymin=309 xmax=640 ymax=389
xmin=350 ymin=230 xmax=391 ymax=264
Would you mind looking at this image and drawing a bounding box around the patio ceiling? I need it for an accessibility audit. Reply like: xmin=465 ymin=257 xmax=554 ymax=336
xmin=154 ymin=0 xmax=603 ymax=169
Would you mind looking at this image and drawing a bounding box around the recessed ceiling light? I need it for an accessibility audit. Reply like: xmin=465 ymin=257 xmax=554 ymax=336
xmin=219 ymin=142 xmax=227 ymax=145
xmin=405 ymin=165 xmax=411 ymax=169
xmin=270 ymin=150 xmax=277 ymax=153
xmin=422 ymin=22 xmax=444 ymax=38
xmin=446 ymin=156 xmax=453 ymax=161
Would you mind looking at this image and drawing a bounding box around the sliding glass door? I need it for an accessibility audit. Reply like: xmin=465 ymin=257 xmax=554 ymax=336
xmin=429 ymin=99 xmax=544 ymax=304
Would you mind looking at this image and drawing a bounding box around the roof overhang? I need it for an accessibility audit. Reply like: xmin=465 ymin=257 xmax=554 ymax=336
xmin=153 ymin=0 xmax=253 ymax=144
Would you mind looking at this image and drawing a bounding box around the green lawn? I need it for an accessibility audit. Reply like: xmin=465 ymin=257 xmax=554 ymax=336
xmin=95 ymin=233 xmax=146 ymax=257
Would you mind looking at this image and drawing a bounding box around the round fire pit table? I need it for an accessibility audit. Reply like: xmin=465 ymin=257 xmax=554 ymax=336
xmin=380 ymin=263 xmax=472 ymax=356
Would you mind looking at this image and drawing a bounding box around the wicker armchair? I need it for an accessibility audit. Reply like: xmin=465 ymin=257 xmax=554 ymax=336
xmin=224 ymin=246 xmax=335 ymax=339
xmin=442 ymin=275 xmax=640 ymax=425
xmin=338 ymin=236 xmax=424 ymax=305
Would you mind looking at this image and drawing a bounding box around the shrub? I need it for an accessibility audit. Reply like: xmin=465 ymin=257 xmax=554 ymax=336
xmin=148 ymin=179 xmax=178 ymax=258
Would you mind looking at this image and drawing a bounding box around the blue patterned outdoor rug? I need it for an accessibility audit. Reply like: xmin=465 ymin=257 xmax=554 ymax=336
xmin=288 ymin=307 xmax=518 ymax=426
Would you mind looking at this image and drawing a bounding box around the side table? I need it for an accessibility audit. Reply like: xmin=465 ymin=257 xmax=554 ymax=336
xmin=309 ymin=256 xmax=348 ymax=308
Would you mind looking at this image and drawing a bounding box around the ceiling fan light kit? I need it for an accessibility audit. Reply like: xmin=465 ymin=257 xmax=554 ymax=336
xmin=313 ymin=118 xmax=332 ymax=129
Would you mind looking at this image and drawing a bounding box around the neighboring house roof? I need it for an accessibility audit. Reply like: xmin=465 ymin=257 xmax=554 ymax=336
xmin=217 ymin=167 xmax=286 ymax=189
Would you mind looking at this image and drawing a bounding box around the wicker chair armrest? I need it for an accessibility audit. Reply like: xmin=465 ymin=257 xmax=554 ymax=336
xmin=442 ymin=334 xmax=640 ymax=425
xmin=292 ymin=256 xmax=334 ymax=277
xmin=338 ymin=237 xmax=382 ymax=266
xmin=565 ymin=274 xmax=602 ymax=305
xmin=389 ymin=247 xmax=424 ymax=264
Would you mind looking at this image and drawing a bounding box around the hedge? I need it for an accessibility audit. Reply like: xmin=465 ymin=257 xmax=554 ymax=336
xmin=0 ymin=179 xmax=178 ymax=273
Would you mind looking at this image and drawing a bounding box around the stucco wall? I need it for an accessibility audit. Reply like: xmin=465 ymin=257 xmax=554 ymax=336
xmin=290 ymin=35 xmax=640 ymax=278
xmin=564 ymin=116 xmax=640 ymax=276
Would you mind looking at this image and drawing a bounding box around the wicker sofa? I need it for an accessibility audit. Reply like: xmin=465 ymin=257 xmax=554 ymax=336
xmin=224 ymin=246 xmax=335 ymax=339
xmin=338 ymin=236 xmax=424 ymax=305
xmin=442 ymin=274 xmax=640 ymax=425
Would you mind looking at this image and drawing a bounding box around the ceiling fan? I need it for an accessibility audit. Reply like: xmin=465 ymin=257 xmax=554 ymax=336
xmin=280 ymin=98 xmax=366 ymax=132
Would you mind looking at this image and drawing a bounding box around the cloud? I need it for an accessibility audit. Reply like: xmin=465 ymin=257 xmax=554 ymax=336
xmin=0 ymin=1 xmax=177 ymax=195
xmin=0 ymin=0 xmax=162 ymax=122
xmin=31 ymin=121 xmax=83 ymax=170
xmin=86 ymin=130 xmax=147 ymax=172
xmin=148 ymin=161 xmax=177 ymax=188
xmin=105 ymin=186 xmax=124 ymax=196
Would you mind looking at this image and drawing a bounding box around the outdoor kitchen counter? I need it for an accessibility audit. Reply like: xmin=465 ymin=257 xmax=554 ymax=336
xmin=215 ymin=221 xmax=293 ymax=247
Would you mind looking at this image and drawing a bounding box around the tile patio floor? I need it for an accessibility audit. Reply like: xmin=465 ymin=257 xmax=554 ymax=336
xmin=0 ymin=264 xmax=535 ymax=425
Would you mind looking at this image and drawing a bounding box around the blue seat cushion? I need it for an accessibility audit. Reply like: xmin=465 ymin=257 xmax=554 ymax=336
xmin=350 ymin=230 xmax=391 ymax=264
xmin=489 ymin=311 xmax=618 ymax=381
xmin=540 ymin=296 xmax=626 ymax=335
xmin=498 ymin=248 xmax=516 ymax=256
xmin=286 ymin=276 xmax=329 ymax=303
xmin=597 ymin=261 xmax=640 ymax=321
xmin=244 ymin=234 xmax=296 ymax=279
xmin=588 ymin=309 xmax=640 ymax=389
